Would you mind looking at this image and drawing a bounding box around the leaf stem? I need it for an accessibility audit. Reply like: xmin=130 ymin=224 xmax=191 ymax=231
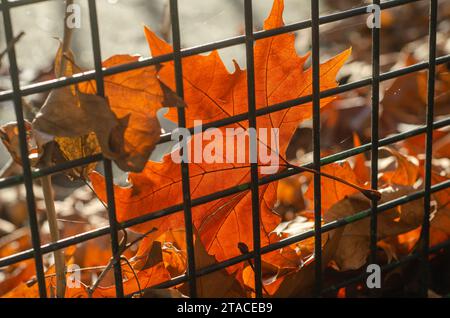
xmin=280 ymin=162 xmax=381 ymax=201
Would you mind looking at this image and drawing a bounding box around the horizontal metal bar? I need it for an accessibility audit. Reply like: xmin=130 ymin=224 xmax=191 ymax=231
xmin=256 ymin=0 xmax=422 ymax=40
xmin=0 ymin=226 xmax=111 ymax=268
xmin=1 ymin=0 xmax=422 ymax=11
xmin=0 ymin=0 xmax=421 ymax=20
xmin=0 ymin=154 xmax=103 ymax=190
xmin=146 ymin=252 xmax=255 ymax=292
xmin=2 ymin=0 xmax=48 ymax=8
xmin=0 ymin=0 xmax=438 ymax=102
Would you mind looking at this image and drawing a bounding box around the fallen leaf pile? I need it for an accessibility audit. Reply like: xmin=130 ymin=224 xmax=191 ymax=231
xmin=0 ymin=0 xmax=449 ymax=298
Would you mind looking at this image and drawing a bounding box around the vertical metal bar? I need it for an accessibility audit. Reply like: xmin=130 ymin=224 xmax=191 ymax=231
xmin=1 ymin=0 xmax=47 ymax=298
xmin=420 ymin=0 xmax=437 ymax=298
xmin=369 ymin=0 xmax=381 ymax=269
xmin=87 ymin=0 xmax=124 ymax=298
xmin=169 ymin=0 xmax=197 ymax=298
xmin=311 ymin=0 xmax=322 ymax=297
xmin=244 ymin=0 xmax=263 ymax=298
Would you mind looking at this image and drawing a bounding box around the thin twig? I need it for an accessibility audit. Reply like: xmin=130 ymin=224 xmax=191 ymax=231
xmin=26 ymin=265 xmax=112 ymax=286
xmin=82 ymin=178 xmax=109 ymax=211
xmin=39 ymin=0 xmax=76 ymax=298
xmin=41 ymin=176 xmax=66 ymax=297
xmin=160 ymin=1 xmax=172 ymax=42
xmin=59 ymin=0 xmax=75 ymax=74
xmin=87 ymin=227 xmax=157 ymax=297
xmin=121 ymin=256 xmax=143 ymax=297
xmin=237 ymin=242 xmax=270 ymax=295
xmin=87 ymin=256 xmax=115 ymax=297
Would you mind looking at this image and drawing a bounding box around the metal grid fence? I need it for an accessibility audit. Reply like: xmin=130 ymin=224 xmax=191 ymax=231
xmin=0 ymin=0 xmax=449 ymax=298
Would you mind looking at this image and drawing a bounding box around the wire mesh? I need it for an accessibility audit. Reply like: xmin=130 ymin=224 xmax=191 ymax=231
xmin=0 ymin=0 xmax=448 ymax=298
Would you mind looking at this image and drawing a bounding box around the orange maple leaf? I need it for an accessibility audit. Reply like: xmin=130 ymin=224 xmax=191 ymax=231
xmin=145 ymin=0 xmax=350 ymax=158
xmin=90 ymin=0 xmax=351 ymax=265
